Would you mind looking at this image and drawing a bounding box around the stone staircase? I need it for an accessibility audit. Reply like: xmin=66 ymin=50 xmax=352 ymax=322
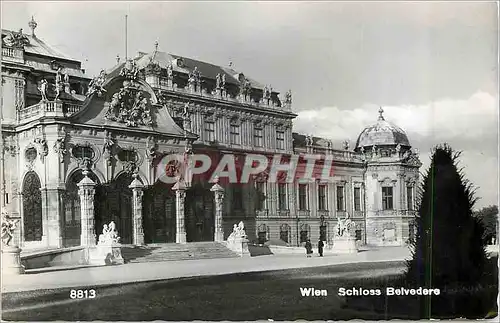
xmin=121 ymin=242 xmax=240 ymax=263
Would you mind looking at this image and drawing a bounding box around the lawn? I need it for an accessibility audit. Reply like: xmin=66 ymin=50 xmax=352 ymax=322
xmin=2 ymin=259 xmax=497 ymax=321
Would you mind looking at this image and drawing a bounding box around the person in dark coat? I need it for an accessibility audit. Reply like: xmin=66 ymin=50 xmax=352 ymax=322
xmin=305 ymin=239 xmax=313 ymax=257
xmin=318 ymin=239 xmax=324 ymax=257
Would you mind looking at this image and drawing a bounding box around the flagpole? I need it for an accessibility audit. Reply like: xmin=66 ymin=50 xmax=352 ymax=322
xmin=125 ymin=14 xmax=128 ymax=61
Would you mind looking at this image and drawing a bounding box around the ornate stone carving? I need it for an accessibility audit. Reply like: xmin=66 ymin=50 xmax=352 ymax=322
xmin=102 ymin=131 xmax=115 ymax=163
xmin=145 ymin=61 xmax=161 ymax=75
xmin=227 ymin=221 xmax=247 ymax=241
xmin=123 ymin=161 xmax=138 ymax=174
xmin=33 ymin=137 xmax=48 ymax=162
xmin=77 ymin=157 xmax=93 ymax=171
xmin=283 ymin=90 xmax=292 ymax=105
xmin=262 ymin=84 xmax=272 ymax=104
xmin=335 ymin=213 xmax=354 ymax=238
xmin=105 ymin=84 xmax=154 ymax=127
xmin=98 ymin=221 xmax=120 ymax=244
xmin=305 ymin=135 xmax=313 ymax=147
xmin=2 ymin=29 xmax=29 ymax=48
xmin=87 ymin=69 xmax=107 ymax=97
xmin=166 ymin=63 xmax=173 ymax=80
xmin=53 ymin=136 xmax=67 ymax=163
xmin=239 ymin=77 xmax=252 ymax=100
xmin=343 ymin=140 xmax=350 ymax=151
xmin=1 ymin=211 xmax=19 ymax=246
xmin=120 ymin=60 xmax=140 ymax=81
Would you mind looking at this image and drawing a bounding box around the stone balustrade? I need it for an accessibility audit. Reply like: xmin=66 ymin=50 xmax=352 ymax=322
xmin=17 ymin=100 xmax=82 ymax=121
xmin=2 ymin=47 xmax=23 ymax=62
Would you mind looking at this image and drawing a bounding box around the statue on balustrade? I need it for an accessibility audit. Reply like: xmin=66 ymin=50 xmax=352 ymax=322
xmin=38 ymin=79 xmax=48 ymax=101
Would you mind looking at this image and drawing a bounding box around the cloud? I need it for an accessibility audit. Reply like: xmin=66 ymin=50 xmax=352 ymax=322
xmin=294 ymin=91 xmax=499 ymax=208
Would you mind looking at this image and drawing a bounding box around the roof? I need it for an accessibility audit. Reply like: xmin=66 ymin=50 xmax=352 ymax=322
xmin=2 ymin=29 xmax=78 ymax=62
xmin=355 ymin=108 xmax=410 ymax=150
xmin=293 ymin=132 xmax=346 ymax=150
xmin=133 ymin=50 xmax=268 ymax=91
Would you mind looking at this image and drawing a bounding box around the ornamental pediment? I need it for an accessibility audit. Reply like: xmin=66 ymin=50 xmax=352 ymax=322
xmin=70 ymin=64 xmax=194 ymax=139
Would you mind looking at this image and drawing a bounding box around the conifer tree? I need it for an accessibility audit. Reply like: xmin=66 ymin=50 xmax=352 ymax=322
xmin=405 ymin=144 xmax=488 ymax=317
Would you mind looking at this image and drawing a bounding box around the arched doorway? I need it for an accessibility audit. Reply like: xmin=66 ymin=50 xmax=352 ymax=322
xmin=95 ymin=173 xmax=134 ymax=244
xmin=143 ymin=181 xmax=176 ymax=243
xmin=22 ymin=171 xmax=42 ymax=242
xmin=63 ymin=170 xmax=100 ymax=247
xmin=185 ymin=180 xmax=214 ymax=242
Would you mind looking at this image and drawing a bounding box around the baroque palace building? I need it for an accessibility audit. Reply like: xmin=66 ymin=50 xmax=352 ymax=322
xmin=1 ymin=19 xmax=422 ymax=250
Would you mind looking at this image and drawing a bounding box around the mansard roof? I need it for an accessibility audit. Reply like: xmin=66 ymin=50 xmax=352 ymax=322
xmin=2 ymin=29 xmax=78 ymax=62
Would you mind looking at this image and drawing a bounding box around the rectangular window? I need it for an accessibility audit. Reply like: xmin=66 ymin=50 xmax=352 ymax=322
xmin=318 ymin=184 xmax=327 ymax=211
xmin=230 ymin=123 xmax=240 ymax=145
xmin=255 ymin=182 xmax=266 ymax=210
xmin=205 ymin=121 xmax=215 ymax=142
xmin=354 ymin=187 xmax=361 ymax=211
xmin=407 ymin=187 xmax=414 ymax=211
xmin=382 ymin=187 xmax=394 ymax=210
xmin=278 ymin=183 xmax=287 ymax=210
xmin=298 ymin=184 xmax=308 ymax=210
xmin=336 ymin=186 xmax=345 ymax=211
xmin=276 ymin=131 xmax=285 ymax=150
xmin=254 ymin=128 xmax=263 ymax=147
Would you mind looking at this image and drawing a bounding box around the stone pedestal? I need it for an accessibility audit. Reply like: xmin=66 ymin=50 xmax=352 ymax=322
xmin=210 ymin=178 xmax=225 ymax=242
xmin=330 ymin=236 xmax=358 ymax=254
xmin=172 ymin=179 xmax=187 ymax=244
xmin=129 ymin=175 xmax=145 ymax=245
xmin=87 ymin=243 xmax=124 ymax=266
xmin=78 ymin=170 xmax=96 ymax=247
xmin=1 ymin=246 xmax=25 ymax=275
xmin=226 ymin=237 xmax=250 ymax=257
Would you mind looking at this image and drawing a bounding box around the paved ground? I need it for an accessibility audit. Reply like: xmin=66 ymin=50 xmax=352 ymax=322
xmin=2 ymin=246 xmax=410 ymax=293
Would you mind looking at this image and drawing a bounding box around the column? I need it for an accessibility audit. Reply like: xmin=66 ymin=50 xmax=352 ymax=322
xmin=78 ymin=170 xmax=96 ymax=246
xmin=172 ymin=179 xmax=186 ymax=244
xmin=129 ymin=174 xmax=144 ymax=245
xmin=42 ymin=186 xmax=65 ymax=248
xmin=210 ymin=177 xmax=225 ymax=242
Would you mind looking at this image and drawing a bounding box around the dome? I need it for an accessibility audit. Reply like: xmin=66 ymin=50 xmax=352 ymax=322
xmin=355 ymin=107 xmax=410 ymax=150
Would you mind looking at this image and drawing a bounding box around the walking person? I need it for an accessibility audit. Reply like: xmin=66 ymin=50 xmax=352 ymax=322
xmin=318 ymin=238 xmax=324 ymax=257
xmin=305 ymin=239 xmax=313 ymax=257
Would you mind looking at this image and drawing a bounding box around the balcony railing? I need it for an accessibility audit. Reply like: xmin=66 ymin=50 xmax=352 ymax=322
xmin=17 ymin=100 xmax=82 ymax=122
xmin=277 ymin=209 xmax=290 ymax=217
xmin=157 ymin=79 xmax=292 ymax=112
xmin=2 ymin=47 xmax=23 ymax=61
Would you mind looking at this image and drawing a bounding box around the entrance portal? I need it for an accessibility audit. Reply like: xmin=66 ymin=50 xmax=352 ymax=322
xmin=95 ymin=173 xmax=133 ymax=244
xmin=143 ymin=181 xmax=176 ymax=243
xmin=185 ymin=182 xmax=214 ymax=242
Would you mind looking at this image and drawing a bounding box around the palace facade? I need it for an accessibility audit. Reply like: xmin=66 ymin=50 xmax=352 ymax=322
xmin=1 ymin=19 xmax=422 ymax=250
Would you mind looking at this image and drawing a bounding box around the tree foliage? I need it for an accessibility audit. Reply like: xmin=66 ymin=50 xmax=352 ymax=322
xmin=473 ymin=205 xmax=498 ymax=244
xmin=405 ymin=144 xmax=491 ymax=317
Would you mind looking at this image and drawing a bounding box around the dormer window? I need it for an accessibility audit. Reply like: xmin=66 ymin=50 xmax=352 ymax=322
xmin=175 ymin=58 xmax=184 ymax=68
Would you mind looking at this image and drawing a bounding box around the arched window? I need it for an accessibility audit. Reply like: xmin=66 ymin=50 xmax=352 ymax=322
xmin=22 ymin=171 xmax=42 ymax=241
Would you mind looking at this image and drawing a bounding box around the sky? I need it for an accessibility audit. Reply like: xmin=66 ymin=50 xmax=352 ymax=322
xmin=2 ymin=1 xmax=498 ymax=209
